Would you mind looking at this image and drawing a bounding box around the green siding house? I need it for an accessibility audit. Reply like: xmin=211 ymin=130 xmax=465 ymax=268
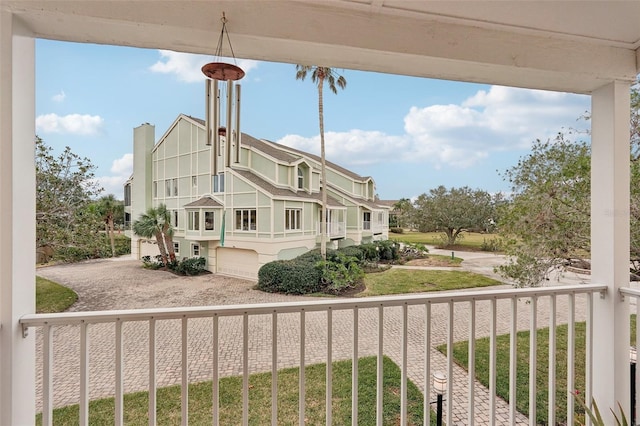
xmin=125 ymin=114 xmax=389 ymax=279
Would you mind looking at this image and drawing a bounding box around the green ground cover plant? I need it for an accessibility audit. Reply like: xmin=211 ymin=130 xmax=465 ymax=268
xmin=35 ymin=276 xmax=77 ymax=313
xmin=36 ymin=356 xmax=436 ymax=425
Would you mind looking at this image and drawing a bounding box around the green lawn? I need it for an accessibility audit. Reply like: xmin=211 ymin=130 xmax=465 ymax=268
xmin=441 ymin=316 xmax=637 ymax=425
xmin=391 ymin=231 xmax=501 ymax=250
xmin=37 ymin=356 xmax=436 ymax=426
xmin=362 ymin=268 xmax=502 ymax=296
xmin=36 ymin=276 xmax=77 ymax=313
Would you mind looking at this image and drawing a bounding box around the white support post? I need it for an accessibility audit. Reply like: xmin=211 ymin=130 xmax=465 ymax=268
xmin=591 ymin=80 xmax=631 ymax=422
xmin=0 ymin=11 xmax=36 ymax=426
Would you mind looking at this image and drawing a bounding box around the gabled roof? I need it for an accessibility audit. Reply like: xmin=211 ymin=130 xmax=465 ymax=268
xmin=183 ymin=196 xmax=223 ymax=208
xmin=328 ymin=184 xmax=390 ymax=210
xmin=233 ymin=169 xmax=345 ymax=207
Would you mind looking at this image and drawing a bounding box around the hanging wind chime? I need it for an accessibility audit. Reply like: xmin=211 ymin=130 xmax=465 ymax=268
xmin=203 ymin=12 xmax=243 ymax=173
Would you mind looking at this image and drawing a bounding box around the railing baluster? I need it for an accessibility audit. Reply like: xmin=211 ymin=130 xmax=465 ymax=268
xmin=300 ymin=310 xmax=306 ymax=426
xmin=212 ymin=315 xmax=219 ymax=426
xmin=635 ymin=297 xmax=639 ymax=424
xmin=42 ymin=324 xmax=53 ymax=426
xmin=377 ymin=305 xmax=383 ymax=426
xmin=326 ymin=308 xmax=333 ymax=426
xmin=115 ymin=320 xmax=124 ymax=426
xmin=80 ymin=321 xmax=89 ymax=426
xmin=352 ymin=307 xmax=359 ymax=426
xmin=272 ymin=312 xmax=278 ymax=426
xmin=489 ymin=298 xmax=497 ymax=426
xmin=529 ymin=297 xmax=537 ymax=426
xmin=567 ymin=293 xmax=575 ymax=425
xmin=548 ymin=294 xmax=557 ymax=426
xmin=149 ymin=318 xmax=156 ymax=426
xmin=243 ymin=313 xmax=249 ymax=426
xmin=446 ymin=301 xmax=454 ymax=426
xmin=468 ymin=300 xmax=476 ymax=425
xmin=181 ymin=317 xmax=188 ymax=426
xmin=585 ymin=293 xmax=593 ymax=426
xmin=401 ymin=304 xmax=408 ymax=425
xmin=424 ymin=303 xmax=431 ymax=426
xmin=509 ymin=296 xmax=517 ymax=425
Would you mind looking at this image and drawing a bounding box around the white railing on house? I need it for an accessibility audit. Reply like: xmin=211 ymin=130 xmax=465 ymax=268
xmin=363 ymin=221 xmax=385 ymax=234
xmin=619 ymin=287 xmax=640 ymax=425
xmin=21 ymin=284 xmax=606 ymax=426
xmin=317 ymin=221 xmax=346 ymax=239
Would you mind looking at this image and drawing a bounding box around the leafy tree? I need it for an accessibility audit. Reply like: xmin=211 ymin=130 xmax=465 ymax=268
xmin=393 ymin=198 xmax=415 ymax=229
xmin=35 ymin=136 xmax=103 ymax=261
xmin=295 ymin=65 xmax=346 ymax=259
xmin=413 ymin=186 xmax=497 ymax=246
xmin=497 ymin=134 xmax=591 ymax=287
xmin=132 ymin=204 xmax=176 ymax=265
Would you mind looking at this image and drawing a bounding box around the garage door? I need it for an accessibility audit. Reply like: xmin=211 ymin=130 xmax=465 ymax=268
xmin=217 ymin=248 xmax=259 ymax=280
xmin=139 ymin=239 xmax=160 ymax=259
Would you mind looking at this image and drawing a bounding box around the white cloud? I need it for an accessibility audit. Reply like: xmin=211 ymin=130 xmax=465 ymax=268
xmin=52 ymin=90 xmax=66 ymax=103
xmin=36 ymin=113 xmax=104 ymax=136
xmin=95 ymin=153 xmax=133 ymax=198
xmin=149 ymin=50 xmax=258 ymax=83
xmin=278 ymin=85 xmax=589 ymax=170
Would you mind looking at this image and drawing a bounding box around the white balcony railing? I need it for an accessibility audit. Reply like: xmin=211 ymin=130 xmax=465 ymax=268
xmin=317 ymin=221 xmax=346 ymax=239
xmin=363 ymin=221 xmax=385 ymax=234
xmin=20 ymin=284 xmax=606 ymax=426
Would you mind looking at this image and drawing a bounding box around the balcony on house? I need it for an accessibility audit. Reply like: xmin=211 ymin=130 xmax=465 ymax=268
xmin=317 ymin=221 xmax=347 ymax=240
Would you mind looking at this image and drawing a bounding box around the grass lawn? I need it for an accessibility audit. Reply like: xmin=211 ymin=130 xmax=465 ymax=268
xmin=391 ymin=231 xmax=500 ymax=250
xmin=37 ymin=356 xmax=436 ymax=426
xmin=35 ymin=276 xmax=77 ymax=313
xmin=361 ymin=268 xmax=502 ymax=297
xmin=440 ymin=316 xmax=637 ymax=425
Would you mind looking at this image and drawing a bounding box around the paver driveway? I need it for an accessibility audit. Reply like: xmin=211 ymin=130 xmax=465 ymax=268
xmin=34 ymin=254 xmax=592 ymax=425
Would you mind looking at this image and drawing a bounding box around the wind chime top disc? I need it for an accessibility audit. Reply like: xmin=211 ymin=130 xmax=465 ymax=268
xmin=202 ymin=62 xmax=245 ymax=81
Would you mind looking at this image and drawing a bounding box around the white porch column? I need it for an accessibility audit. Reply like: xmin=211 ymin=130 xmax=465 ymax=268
xmin=591 ymin=80 xmax=631 ymax=420
xmin=0 ymin=10 xmax=36 ymax=425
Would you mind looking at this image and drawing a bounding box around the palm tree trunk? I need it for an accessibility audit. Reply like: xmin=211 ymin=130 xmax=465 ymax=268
xmin=163 ymin=223 xmax=176 ymax=262
xmin=318 ymin=76 xmax=327 ymax=260
xmin=154 ymin=231 xmax=169 ymax=265
xmin=108 ymin=215 xmax=116 ymax=257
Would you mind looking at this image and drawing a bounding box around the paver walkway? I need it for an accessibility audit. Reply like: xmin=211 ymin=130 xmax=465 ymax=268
xmin=34 ymin=250 xmax=596 ymax=425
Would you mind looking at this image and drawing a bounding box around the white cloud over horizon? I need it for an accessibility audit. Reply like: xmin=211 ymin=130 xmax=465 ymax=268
xmin=277 ymin=86 xmax=589 ymax=170
xmin=36 ymin=113 xmax=104 ymax=136
xmin=149 ymin=50 xmax=259 ymax=83
xmin=95 ymin=153 xmax=133 ymax=198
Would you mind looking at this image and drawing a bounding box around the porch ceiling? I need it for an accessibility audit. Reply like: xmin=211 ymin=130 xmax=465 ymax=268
xmin=2 ymin=0 xmax=639 ymax=94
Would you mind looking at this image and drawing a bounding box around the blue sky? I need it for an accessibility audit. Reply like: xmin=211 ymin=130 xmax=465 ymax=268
xmin=35 ymin=39 xmax=591 ymax=200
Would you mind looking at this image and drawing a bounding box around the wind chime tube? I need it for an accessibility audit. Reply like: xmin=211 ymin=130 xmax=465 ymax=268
xmin=226 ymin=79 xmax=233 ymax=167
xmin=235 ymin=84 xmax=241 ymax=163
xmin=205 ymin=80 xmax=211 ymax=146
xmin=212 ymin=79 xmax=219 ymax=175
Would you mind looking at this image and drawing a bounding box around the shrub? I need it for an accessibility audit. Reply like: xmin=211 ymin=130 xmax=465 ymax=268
xmin=141 ymin=255 xmax=164 ymax=270
xmin=480 ymin=237 xmax=503 ymax=252
xmin=375 ymin=239 xmax=400 ymax=262
xmin=334 ymin=246 xmax=364 ymax=262
xmin=390 ymin=227 xmax=404 ymax=234
xmin=257 ymin=259 xmax=322 ymax=294
xmin=170 ymin=257 xmax=207 ymax=275
xmin=398 ymin=242 xmax=429 ymax=261
xmin=359 ymin=243 xmax=380 ymax=262
xmin=317 ymin=253 xmax=364 ymax=294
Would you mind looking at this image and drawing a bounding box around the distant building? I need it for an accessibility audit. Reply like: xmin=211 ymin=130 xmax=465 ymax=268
xmin=124 ymin=114 xmax=389 ymax=280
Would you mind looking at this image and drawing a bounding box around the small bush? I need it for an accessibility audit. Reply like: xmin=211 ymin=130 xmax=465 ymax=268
xmin=480 ymin=237 xmax=503 ymax=252
xmin=390 ymin=227 xmax=404 ymax=234
xmin=257 ymin=260 xmax=322 ymax=294
xmin=359 ymin=243 xmax=380 ymax=262
xmin=334 ymin=246 xmax=364 ymax=262
xmin=317 ymin=253 xmax=364 ymax=294
xmin=375 ymin=239 xmax=400 ymax=262
xmin=141 ymin=255 xmax=164 ymax=270
xmin=170 ymin=257 xmax=207 ymax=275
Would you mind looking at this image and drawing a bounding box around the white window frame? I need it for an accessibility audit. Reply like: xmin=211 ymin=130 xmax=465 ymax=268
xmin=285 ymin=208 xmax=302 ymax=230
xmin=192 ymin=176 xmax=197 ymax=189
xmin=153 ymin=181 xmax=157 ymax=198
xmin=172 ymin=210 xmax=179 ymax=228
xmin=204 ymin=211 xmax=214 ymax=231
xmin=297 ymin=168 xmax=304 ymax=189
xmin=213 ymin=173 xmax=225 ymax=193
xmin=188 ymin=211 xmax=200 ymax=231
xmin=173 ymin=241 xmax=180 ymax=256
xmin=165 ymin=179 xmax=171 ymax=197
xmin=173 ymin=178 xmax=178 ymax=197
xmin=235 ymin=209 xmax=257 ymax=231
xmin=191 ymin=243 xmax=200 ymax=257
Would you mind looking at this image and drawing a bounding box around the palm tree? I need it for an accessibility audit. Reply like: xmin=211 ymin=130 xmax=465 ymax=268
xmin=132 ymin=204 xmax=175 ymax=264
xmin=96 ymin=194 xmax=119 ymax=257
xmin=295 ymin=65 xmax=346 ymax=259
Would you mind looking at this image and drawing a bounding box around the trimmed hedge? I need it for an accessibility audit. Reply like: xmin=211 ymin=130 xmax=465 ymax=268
xmin=257 ymin=259 xmax=322 ymax=294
